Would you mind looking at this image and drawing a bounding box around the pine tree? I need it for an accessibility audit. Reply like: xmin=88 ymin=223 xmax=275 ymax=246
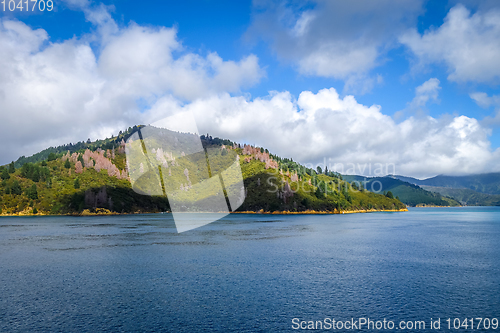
xmin=11 ymin=180 xmax=22 ymax=195
xmin=27 ymin=184 xmax=38 ymax=200
xmin=74 ymin=177 xmax=81 ymax=189
xmin=9 ymin=162 xmax=15 ymax=173
xmin=47 ymin=152 xmax=57 ymax=161
xmin=31 ymin=168 xmax=40 ymax=182
xmin=1 ymin=168 xmax=10 ymax=180
xmin=64 ymin=159 xmax=71 ymax=169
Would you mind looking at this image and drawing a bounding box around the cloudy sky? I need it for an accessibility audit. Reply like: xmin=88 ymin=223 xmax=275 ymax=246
xmin=1 ymin=0 xmax=500 ymax=178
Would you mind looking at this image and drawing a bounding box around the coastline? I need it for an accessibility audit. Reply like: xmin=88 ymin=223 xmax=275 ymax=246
xmin=0 ymin=207 xmax=408 ymax=217
xmin=413 ymin=205 xmax=462 ymax=208
xmin=233 ymin=208 xmax=408 ymax=214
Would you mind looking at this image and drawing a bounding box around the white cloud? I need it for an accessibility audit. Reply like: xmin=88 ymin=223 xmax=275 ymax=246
xmin=247 ymin=0 xmax=423 ymax=92
xmin=0 ymin=11 xmax=264 ymax=164
xmin=471 ymin=92 xmax=500 ymax=126
xmin=145 ymin=88 xmax=500 ymax=179
xmin=470 ymin=92 xmax=500 ymax=108
xmin=400 ymin=4 xmax=500 ymax=83
xmin=410 ymin=78 xmax=441 ymax=108
xmin=2 ymin=2 xmax=499 ymax=179
xmin=297 ymin=40 xmax=379 ymax=78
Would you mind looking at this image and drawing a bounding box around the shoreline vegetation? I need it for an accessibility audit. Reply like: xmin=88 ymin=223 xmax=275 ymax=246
xmin=0 ymin=207 xmax=409 ymax=217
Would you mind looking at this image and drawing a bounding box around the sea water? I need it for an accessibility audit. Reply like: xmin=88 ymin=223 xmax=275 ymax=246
xmin=0 ymin=207 xmax=499 ymax=332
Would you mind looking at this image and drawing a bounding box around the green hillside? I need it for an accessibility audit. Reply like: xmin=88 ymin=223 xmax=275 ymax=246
xmin=394 ymin=173 xmax=500 ymax=195
xmin=343 ymin=176 xmax=460 ymax=207
xmin=421 ymin=186 xmax=500 ymax=206
xmin=0 ymin=127 xmax=406 ymax=215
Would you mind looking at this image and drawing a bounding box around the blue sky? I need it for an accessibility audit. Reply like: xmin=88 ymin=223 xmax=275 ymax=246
xmin=1 ymin=0 xmax=500 ymax=178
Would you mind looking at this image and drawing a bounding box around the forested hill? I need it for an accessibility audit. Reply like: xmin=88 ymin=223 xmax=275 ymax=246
xmin=393 ymin=173 xmax=500 ymax=195
xmin=0 ymin=126 xmax=406 ymax=216
xmin=13 ymin=125 xmax=147 ymax=168
xmin=342 ymin=175 xmax=460 ymax=207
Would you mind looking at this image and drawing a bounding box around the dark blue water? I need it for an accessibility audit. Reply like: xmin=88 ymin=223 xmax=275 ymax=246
xmin=1 ymin=208 xmax=499 ymax=332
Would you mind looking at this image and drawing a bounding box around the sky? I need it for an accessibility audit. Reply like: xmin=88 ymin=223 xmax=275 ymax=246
xmin=1 ymin=0 xmax=500 ymax=178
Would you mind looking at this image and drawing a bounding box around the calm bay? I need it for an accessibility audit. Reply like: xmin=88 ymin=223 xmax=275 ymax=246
xmin=1 ymin=208 xmax=499 ymax=332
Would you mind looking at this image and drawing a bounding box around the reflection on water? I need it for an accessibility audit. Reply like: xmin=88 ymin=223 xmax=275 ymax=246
xmin=0 ymin=208 xmax=499 ymax=332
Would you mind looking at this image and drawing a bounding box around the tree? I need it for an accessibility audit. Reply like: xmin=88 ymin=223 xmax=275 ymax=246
xmin=33 ymin=207 xmax=38 ymax=214
xmin=31 ymin=168 xmax=40 ymax=182
xmin=75 ymin=161 xmax=83 ymax=174
xmin=1 ymin=168 xmax=10 ymax=180
xmin=39 ymin=167 xmax=50 ymax=182
xmin=316 ymin=166 xmax=322 ymax=174
xmin=9 ymin=161 xmax=15 ymax=173
xmin=11 ymin=180 xmax=22 ymax=195
xmin=27 ymin=184 xmax=38 ymax=200
xmin=324 ymin=166 xmax=328 ymax=174
xmin=47 ymin=152 xmax=57 ymax=161
xmin=386 ymin=191 xmax=394 ymax=199
xmin=64 ymin=159 xmax=71 ymax=169
xmin=315 ymin=186 xmax=324 ymax=199
xmin=74 ymin=177 xmax=80 ymax=189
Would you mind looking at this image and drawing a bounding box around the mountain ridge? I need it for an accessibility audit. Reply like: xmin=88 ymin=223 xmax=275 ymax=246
xmin=342 ymin=175 xmax=460 ymax=207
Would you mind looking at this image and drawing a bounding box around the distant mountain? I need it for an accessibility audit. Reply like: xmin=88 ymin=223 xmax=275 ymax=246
xmin=421 ymin=186 xmax=500 ymax=206
xmin=343 ymin=175 xmax=460 ymax=207
xmin=393 ymin=173 xmax=500 ymax=195
xmin=391 ymin=175 xmax=423 ymax=185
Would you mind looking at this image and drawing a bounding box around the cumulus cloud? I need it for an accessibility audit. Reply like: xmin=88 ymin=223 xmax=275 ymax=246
xmin=247 ymin=0 xmax=423 ymax=92
xmin=471 ymin=92 xmax=500 ymax=126
xmin=0 ymin=10 xmax=264 ymax=164
xmin=400 ymin=4 xmax=500 ymax=83
xmin=410 ymin=78 xmax=441 ymax=109
xmin=145 ymin=88 xmax=500 ymax=179
xmin=470 ymin=92 xmax=500 ymax=109
xmin=2 ymin=2 xmax=499 ymax=179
